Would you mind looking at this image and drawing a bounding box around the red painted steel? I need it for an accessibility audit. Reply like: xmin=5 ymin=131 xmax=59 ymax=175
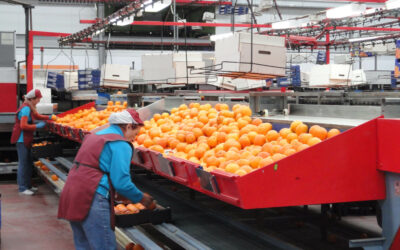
xmin=27 ymin=31 xmax=71 ymax=92
xmin=391 ymin=227 xmax=400 ymax=250
xmin=175 ymin=0 xmax=232 ymax=4
xmin=0 ymin=83 xmax=17 ymax=112
xmin=79 ymin=20 xmax=271 ymax=28
xmin=377 ymin=118 xmax=400 ymax=174
xmin=136 ymin=118 xmax=386 ymax=209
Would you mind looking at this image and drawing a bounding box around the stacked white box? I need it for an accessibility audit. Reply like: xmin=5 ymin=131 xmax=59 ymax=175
xmin=215 ymin=33 xmax=286 ymax=77
xmin=101 ymin=64 xmax=130 ymax=88
xmin=142 ymin=52 xmax=207 ymax=84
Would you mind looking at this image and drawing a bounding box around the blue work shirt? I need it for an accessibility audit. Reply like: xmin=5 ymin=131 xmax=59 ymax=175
xmin=17 ymin=106 xmax=32 ymax=143
xmin=95 ymin=124 xmax=143 ymax=203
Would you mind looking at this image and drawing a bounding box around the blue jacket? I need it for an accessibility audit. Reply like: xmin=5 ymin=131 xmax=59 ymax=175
xmin=17 ymin=106 xmax=32 ymax=143
xmin=95 ymin=125 xmax=143 ymax=203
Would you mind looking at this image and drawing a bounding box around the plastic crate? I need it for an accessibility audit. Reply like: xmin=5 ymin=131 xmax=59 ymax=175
xmin=31 ymin=143 xmax=63 ymax=158
xmin=115 ymin=206 xmax=171 ymax=228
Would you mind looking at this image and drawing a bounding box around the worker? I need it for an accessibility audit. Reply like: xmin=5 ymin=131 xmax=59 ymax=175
xmin=58 ymin=108 xmax=154 ymax=250
xmin=10 ymin=89 xmax=52 ymax=196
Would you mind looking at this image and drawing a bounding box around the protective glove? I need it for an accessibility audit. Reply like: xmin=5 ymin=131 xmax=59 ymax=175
xmin=36 ymin=121 xmax=46 ymax=129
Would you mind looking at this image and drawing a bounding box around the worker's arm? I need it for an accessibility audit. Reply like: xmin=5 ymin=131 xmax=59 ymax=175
xmin=19 ymin=107 xmax=37 ymax=131
xmin=31 ymin=109 xmax=51 ymax=120
xmin=109 ymin=141 xmax=143 ymax=203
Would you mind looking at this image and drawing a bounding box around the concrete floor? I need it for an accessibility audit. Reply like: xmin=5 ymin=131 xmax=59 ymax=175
xmin=0 ymin=183 xmax=75 ymax=250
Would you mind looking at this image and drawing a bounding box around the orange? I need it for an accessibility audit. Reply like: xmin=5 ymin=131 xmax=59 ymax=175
xmin=215 ymin=150 xmax=226 ymax=158
xmin=295 ymin=123 xmax=308 ymax=135
xmin=237 ymin=158 xmax=251 ymax=166
xmin=225 ymin=163 xmax=240 ymax=173
xmin=51 ymin=174 xmax=59 ymax=181
xmin=116 ymin=204 xmax=128 ymax=214
xmin=272 ymin=153 xmax=286 ymax=162
xmin=189 ymin=108 xmax=199 ymax=118
xmin=286 ymin=133 xmax=298 ymax=143
xmin=143 ymin=139 xmax=154 ymax=148
xmin=168 ymin=139 xmax=179 ymax=149
xmin=284 ymin=148 xmax=296 ymax=156
xmin=247 ymin=131 xmax=258 ymax=144
xmin=249 ymin=156 xmax=262 ymax=169
xmin=278 ymin=139 xmax=289 ymax=146
xmin=309 ymin=125 xmax=328 ymax=140
xmin=205 ymin=156 xmax=220 ymax=167
xmin=189 ymin=102 xmax=200 ymax=109
xmin=155 ymin=138 xmax=167 ymax=148
xmin=271 ymin=145 xmax=283 ymax=154
xmin=290 ymin=120 xmax=303 ymax=132
xmin=279 ymin=128 xmax=291 ymax=138
xmin=224 ymin=139 xmax=241 ymax=151
xmin=258 ymin=151 xmax=271 ymax=158
xmin=136 ymin=134 xmax=146 ymax=145
xmin=253 ymin=134 xmax=266 ymax=146
xmin=203 ymin=126 xmax=217 ymax=137
xmin=195 ymin=148 xmax=206 ymax=159
xmin=235 ymin=169 xmax=247 ymax=176
xmin=126 ymin=204 xmax=139 ymax=214
xmin=237 ymin=119 xmax=249 ymax=129
xmin=266 ymin=130 xmax=279 ymax=142
xmin=259 ymin=157 xmax=274 ymax=167
xmin=227 ymin=133 xmax=240 ymax=141
xmin=149 ymin=128 xmax=161 ymax=138
xmin=176 ymin=143 xmax=187 ymax=152
xmin=179 ymin=104 xmax=188 ymax=110
xmin=307 ymin=137 xmax=322 ymax=146
xmin=298 ymin=133 xmax=313 ymax=144
xmin=207 ymin=136 xmax=218 ymax=148
xmin=226 ymin=150 xmax=240 ymax=161
xmin=193 ymin=128 xmax=203 ymax=138
xmin=185 ymin=133 xmax=196 ymax=144
xmin=239 ymin=106 xmax=252 ymax=117
xmin=240 ymin=165 xmax=253 ymax=173
xmin=262 ymin=143 xmax=273 ymax=154
xmin=239 ymin=135 xmax=251 ymax=148
xmin=327 ymin=128 xmax=341 ymax=138
xmin=252 ymin=118 xmax=262 ymax=126
xmin=153 ymin=113 xmax=161 ymax=121
xmin=297 ymin=144 xmax=310 ymax=151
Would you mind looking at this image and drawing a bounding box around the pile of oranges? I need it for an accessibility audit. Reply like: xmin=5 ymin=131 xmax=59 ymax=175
xmin=114 ymin=203 xmax=146 ymax=215
xmin=134 ymin=103 xmax=341 ymax=176
xmin=54 ymin=101 xmax=127 ymax=131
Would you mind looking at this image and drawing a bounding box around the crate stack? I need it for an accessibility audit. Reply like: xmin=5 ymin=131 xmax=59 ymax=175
xmin=78 ymin=69 xmax=101 ymax=90
xmin=395 ymin=40 xmax=400 ymax=78
xmin=46 ymin=72 xmax=64 ymax=90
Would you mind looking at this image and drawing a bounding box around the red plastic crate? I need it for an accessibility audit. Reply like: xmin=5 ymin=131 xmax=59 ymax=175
xmin=135 ymin=147 xmax=155 ymax=171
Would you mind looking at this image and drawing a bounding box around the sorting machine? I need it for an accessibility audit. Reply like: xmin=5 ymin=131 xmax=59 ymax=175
xmin=40 ymin=91 xmax=400 ymax=249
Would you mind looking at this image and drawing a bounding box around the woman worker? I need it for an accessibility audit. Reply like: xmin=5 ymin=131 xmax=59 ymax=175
xmin=58 ymin=108 xmax=154 ymax=250
xmin=10 ymin=89 xmax=53 ymax=195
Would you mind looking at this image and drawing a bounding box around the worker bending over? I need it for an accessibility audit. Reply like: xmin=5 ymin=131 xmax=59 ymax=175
xmin=58 ymin=109 xmax=153 ymax=250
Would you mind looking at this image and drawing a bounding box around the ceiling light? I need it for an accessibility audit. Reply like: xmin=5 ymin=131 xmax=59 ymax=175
xmin=349 ymin=36 xmax=384 ymax=43
xmin=142 ymin=0 xmax=171 ymax=13
xmin=386 ymin=0 xmax=400 ymax=10
xmin=326 ymin=3 xmax=366 ymax=19
xmin=210 ymin=32 xmax=234 ymax=42
xmin=272 ymin=18 xmax=310 ymax=30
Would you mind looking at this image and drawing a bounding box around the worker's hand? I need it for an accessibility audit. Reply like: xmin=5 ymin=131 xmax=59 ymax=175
xmin=140 ymin=193 xmax=154 ymax=209
xmin=36 ymin=121 xmax=46 ymax=129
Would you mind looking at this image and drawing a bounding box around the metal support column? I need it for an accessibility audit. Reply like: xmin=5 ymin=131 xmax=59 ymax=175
xmin=98 ymin=3 xmax=105 ymax=68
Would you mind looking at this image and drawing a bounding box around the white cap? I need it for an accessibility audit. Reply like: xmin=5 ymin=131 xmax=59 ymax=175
xmin=109 ymin=109 xmax=143 ymax=125
xmin=25 ymin=89 xmax=42 ymax=99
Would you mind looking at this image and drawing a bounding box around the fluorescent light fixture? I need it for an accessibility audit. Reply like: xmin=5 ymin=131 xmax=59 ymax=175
xmin=326 ymin=3 xmax=366 ymax=19
xmin=109 ymin=16 xmax=119 ymax=23
xmin=116 ymin=15 xmax=134 ymax=26
xmin=349 ymin=36 xmax=384 ymax=43
xmin=210 ymin=32 xmax=233 ymax=42
xmin=386 ymin=0 xmax=400 ymax=10
xmin=364 ymin=8 xmax=378 ymax=15
xmin=142 ymin=0 xmax=171 ymax=13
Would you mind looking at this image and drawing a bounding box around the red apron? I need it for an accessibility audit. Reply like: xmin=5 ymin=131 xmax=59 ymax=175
xmin=10 ymin=103 xmax=35 ymax=148
xmin=58 ymin=133 xmax=133 ymax=230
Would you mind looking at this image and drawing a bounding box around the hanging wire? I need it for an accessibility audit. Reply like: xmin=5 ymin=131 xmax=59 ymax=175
xmin=42 ymin=47 xmax=75 ymax=87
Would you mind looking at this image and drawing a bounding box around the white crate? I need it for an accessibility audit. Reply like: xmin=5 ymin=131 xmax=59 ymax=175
xmin=64 ymin=71 xmax=78 ymax=91
xmin=101 ymin=64 xmax=130 ymax=83
xmin=142 ymin=52 xmax=208 ymax=84
xmin=215 ymin=33 xmax=286 ymax=76
xmin=309 ymin=65 xmax=330 ymax=87
xmin=329 ymin=64 xmax=352 ymax=80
